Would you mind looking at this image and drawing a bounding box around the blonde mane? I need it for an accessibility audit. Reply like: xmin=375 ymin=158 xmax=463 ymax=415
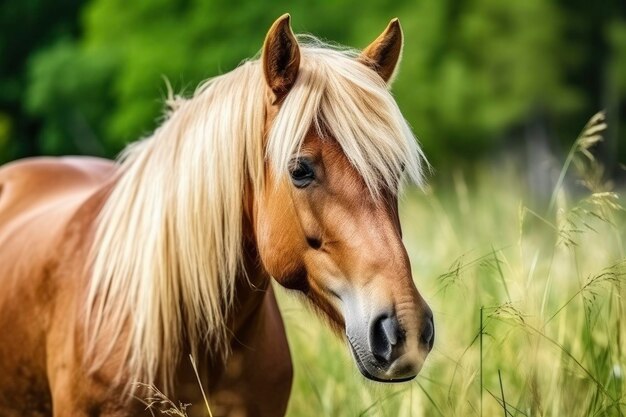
xmin=85 ymin=38 xmax=427 ymax=393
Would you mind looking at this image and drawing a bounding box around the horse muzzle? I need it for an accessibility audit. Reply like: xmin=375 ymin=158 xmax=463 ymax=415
xmin=346 ymin=308 xmax=434 ymax=382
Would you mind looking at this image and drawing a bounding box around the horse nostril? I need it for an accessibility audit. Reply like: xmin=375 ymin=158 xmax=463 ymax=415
xmin=370 ymin=314 xmax=402 ymax=364
xmin=306 ymin=236 xmax=322 ymax=249
xmin=420 ymin=313 xmax=435 ymax=351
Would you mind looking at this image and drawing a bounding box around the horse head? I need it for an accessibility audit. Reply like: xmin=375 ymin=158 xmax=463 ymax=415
xmin=255 ymin=15 xmax=434 ymax=382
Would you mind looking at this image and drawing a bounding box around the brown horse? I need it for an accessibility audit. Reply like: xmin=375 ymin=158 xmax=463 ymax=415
xmin=0 ymin=14 xmax=433 ymax=417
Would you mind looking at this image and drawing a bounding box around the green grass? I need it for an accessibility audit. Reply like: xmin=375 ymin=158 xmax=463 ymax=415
xmin=278 ymin=116 xmax=626 ymax=416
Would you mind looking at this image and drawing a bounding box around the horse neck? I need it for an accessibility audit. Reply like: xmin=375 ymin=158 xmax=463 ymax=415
xmin=228 ymin=192 xmax=271 ymax=332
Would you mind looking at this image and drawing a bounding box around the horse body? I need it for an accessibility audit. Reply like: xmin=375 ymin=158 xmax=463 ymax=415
xmin=0 ymin=158 xmax=292 ymax=416
xmin=0 ymin=15 xmax=434 ymax=417
xmin=0 ymin=157 xmax=114 ymax=415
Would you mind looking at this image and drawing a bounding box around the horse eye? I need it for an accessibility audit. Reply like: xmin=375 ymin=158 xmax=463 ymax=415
xmin=289 ymin=159 xmax=315 ymax=188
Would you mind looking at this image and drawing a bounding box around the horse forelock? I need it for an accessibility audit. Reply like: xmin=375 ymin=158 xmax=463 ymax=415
xmin=268 ymin=38 xmax=427 ymax=196
xmin=85 ymin=36 xmax=427 ymax=395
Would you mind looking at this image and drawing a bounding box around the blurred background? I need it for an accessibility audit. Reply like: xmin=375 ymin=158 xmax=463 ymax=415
xmin=3 ymin=1 xmax=626 ymax=416
xmin=2 ymin=0 xmax=625 ymax=183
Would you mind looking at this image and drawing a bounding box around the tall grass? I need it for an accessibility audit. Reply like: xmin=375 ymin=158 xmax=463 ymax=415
xmin=279 ymin=112 xmax=626 ymax=416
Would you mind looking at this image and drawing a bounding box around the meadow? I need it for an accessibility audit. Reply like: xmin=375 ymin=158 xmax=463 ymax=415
xmin=278 ymin=114 xmax=626 ymax=417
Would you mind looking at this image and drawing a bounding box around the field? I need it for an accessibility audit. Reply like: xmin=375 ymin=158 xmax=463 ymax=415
xmin=278 ymin=121 xmax=626 ymax=416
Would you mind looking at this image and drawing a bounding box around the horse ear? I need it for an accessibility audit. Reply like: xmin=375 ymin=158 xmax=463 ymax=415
xmin=359 ymin=18 xmax=403 ymax=84
xmin=262 ymin=14 xmax=301 ymax=103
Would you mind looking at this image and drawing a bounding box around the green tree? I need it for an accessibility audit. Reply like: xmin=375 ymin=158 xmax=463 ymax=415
xmin=22 ymin=0 xmax=626 ymax=170
xmin=393 ymin=0 xmax=584 ymax=162
xmin=0 ymin=0 xmax=86 ymax=161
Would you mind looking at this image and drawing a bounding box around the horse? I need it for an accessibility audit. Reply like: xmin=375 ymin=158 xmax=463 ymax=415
xmin=0 ymin=14 xmax=434 ymax=417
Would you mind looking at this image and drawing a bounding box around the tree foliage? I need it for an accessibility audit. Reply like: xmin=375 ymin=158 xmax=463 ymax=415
xmin=3 ymin=0 xmax=625 ymax=169
xmin=0 ymin=0 xmax=86 ymax=160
